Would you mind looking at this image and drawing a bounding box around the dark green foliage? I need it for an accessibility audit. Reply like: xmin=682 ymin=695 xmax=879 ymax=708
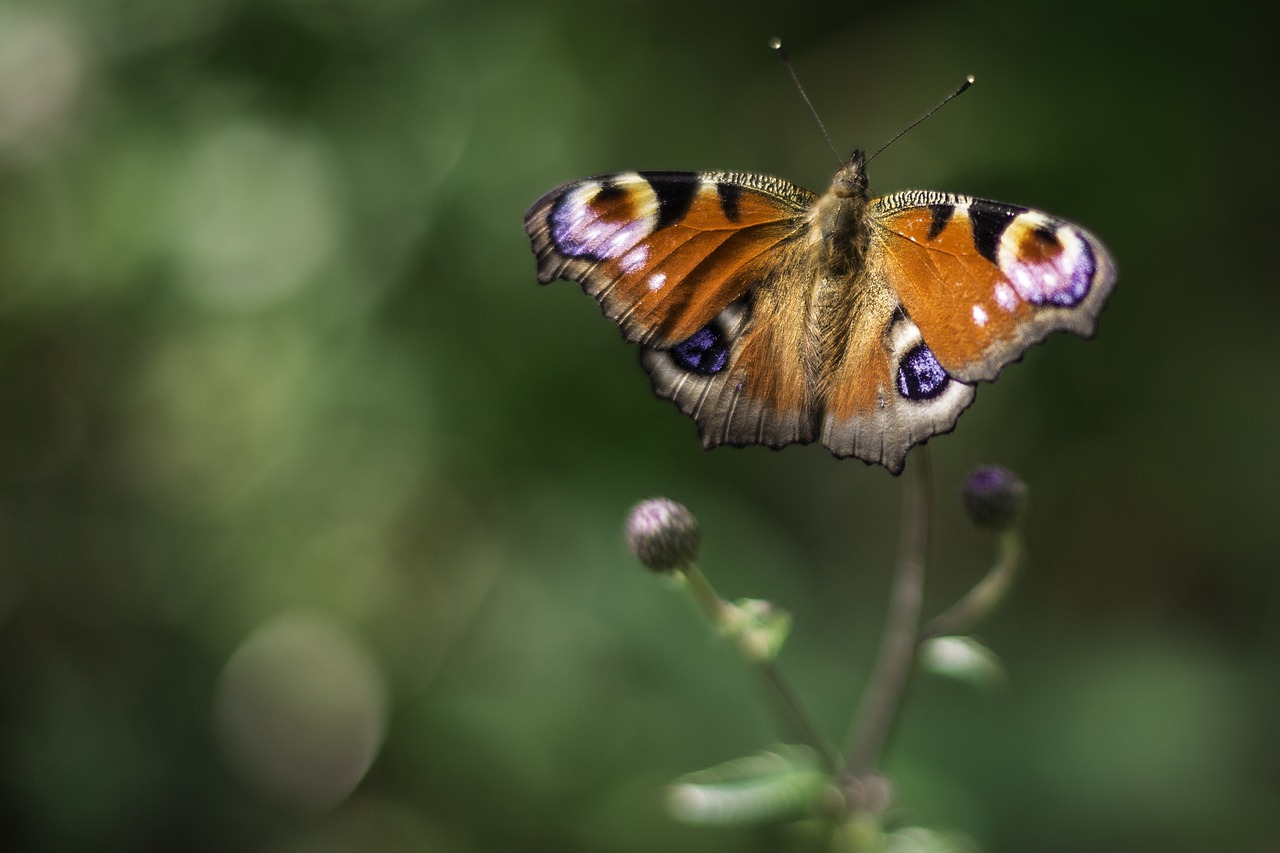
xmin=0 ymin=1 xmax=1276 ymax=851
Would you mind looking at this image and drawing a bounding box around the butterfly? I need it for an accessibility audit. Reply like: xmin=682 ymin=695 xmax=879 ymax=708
xmin=524 ymin=134 xmax=1114 ymax=474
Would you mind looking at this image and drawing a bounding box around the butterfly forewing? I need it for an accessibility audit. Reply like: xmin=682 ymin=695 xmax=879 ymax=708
xmin=525 ymin=171 xmax=811 ymax=348
xmin=869 ymin=193 xmax=1116 ymax=384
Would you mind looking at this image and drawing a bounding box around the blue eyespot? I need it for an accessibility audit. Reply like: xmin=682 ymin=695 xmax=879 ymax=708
xmin=671 ymin=326 xmax=729 ymax=375
xmin=897 ymin=344 xmax=949 ymax=400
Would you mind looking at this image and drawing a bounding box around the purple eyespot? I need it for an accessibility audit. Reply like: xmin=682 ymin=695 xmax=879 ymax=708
xmin=897 ymin=344 xmax=949 ymax=400
xmin=1001 ymin=223 xmax=1098 ymax=308
xmin=1047 ymin=239 xmax=1095 ymax=307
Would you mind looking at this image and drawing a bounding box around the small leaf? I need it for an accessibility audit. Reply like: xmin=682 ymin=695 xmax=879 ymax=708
xmin=666 ymin=745 xmax=826 ymax=826
xmin=919 ymin=636 xmax=1005 ymax=689
xmin=723 ymin=598 xmax=792 ymax=662
xmin=885 ymin=826 xmax=979 ymax=853
xmin=833 ymin=812 xmax=886 ymax=853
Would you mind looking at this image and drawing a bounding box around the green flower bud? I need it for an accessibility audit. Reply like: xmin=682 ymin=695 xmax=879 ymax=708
xmin=625 ymin=497 xmax=701 ymax=572
xmin=961 ymin=465 xmax=1027 ymax=530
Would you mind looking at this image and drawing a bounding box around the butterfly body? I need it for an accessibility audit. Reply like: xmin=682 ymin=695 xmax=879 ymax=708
xmin=525 ymin=148 xmax=1114 ymax=473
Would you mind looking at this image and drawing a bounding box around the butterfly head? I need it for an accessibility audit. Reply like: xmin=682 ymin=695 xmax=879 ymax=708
xmin=830 ymin=149 xmax=870 ymax=200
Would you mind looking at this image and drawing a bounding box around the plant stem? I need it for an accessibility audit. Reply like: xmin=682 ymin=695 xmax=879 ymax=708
xmin=680 ymin=562 xmax=840 ymax=771
xmin=919 ymin=529 xmax=1022 ymax=641
xmin=843 ymin=445 xmax=933 ymax=779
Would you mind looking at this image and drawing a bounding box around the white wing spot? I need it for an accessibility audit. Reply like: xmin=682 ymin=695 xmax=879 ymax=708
xmin=994 ymin=282 xmax=1018 ymax=312
xmin=646 ymin=271 xmax=667 ymax=291
xmin=971 ymin=304 xmax=988 ymax=326
xmin=620 ymin=245 xmax=649 ymax=273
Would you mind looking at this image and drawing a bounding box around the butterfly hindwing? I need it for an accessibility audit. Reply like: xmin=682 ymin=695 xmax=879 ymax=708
xmin=817 ymin=292 xmax=978 ymax=474
xmin=639 ymin=233 xmax=820 ymax=450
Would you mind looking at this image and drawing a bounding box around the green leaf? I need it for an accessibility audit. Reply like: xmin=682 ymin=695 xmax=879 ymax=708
xmin=884 ymin=826 xmax=979 ymax=853
xmin=723 ymin=598 xmax=792 ymax=662
xmin=666 ymin=745 xmax=827 ymax=826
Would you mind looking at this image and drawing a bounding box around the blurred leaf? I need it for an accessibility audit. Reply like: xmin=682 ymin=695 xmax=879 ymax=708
xmin=666 ymin=745 xmax=826 ymax=826
xmin=723 ymin=597 xmax=793 ymax=662
xmin=884 ymin=826 xmax=979 ymax=853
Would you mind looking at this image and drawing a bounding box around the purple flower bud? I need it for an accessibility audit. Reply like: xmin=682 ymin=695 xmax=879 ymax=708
xmin=625 ymin=497 xmax=701 ymax=572
xmin=961 ymin=465 xmax=1027 ymax=530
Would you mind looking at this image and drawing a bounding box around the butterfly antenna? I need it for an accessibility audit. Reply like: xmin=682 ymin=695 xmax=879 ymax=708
xmin=769 ymin=37 xmax=843 ymax=166
xmin=866 ymin=74 xmax=976 ymax=164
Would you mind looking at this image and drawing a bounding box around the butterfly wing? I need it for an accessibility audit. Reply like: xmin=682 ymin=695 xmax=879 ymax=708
xmin=524 ymin=171 xmax=822 ymax=448
xmin=869 ymin=192 xmax=1116 ymax=383
xmin=816 ymin=191 xmax=1114 ymax=473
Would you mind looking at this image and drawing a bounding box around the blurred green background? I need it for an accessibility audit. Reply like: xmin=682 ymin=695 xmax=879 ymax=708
xmin=1 ymin=0 xmax=1275 ymax=850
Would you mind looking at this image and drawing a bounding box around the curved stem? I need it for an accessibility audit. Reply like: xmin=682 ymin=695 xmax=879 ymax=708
xmin=680 ymin=563 xmax=840 ymax=771
xmin=919 ymin=529 xmax=1022 ymax=642
xmin=843 ymin=446 xmax=933 ymax=778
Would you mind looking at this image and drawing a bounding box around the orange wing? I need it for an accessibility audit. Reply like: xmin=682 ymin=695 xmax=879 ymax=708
xmin=817 ymin=291 xmax=978 ymax=475
xmin=524 ymin=170 xmax=822 ymax=449
xmin=869 ymin=192 xmax=1116 ymax=384
xmin=525 ymin=171 xmax=814 ymax=347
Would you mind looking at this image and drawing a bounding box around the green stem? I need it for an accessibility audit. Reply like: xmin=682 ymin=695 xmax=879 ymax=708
xmin=843 ymin=445 xmax=933 ymax=780
xmin=680 ymin=562 xmax=840 ymax=771
xmin=919 ymin=529 xmax=1022 ymax=642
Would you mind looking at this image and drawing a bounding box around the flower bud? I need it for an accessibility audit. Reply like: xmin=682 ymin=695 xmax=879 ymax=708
xmin=625 ymin=497 xmax=701 ymax=572
xmin=961 ymin=465 xmax=1027 ymax=530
